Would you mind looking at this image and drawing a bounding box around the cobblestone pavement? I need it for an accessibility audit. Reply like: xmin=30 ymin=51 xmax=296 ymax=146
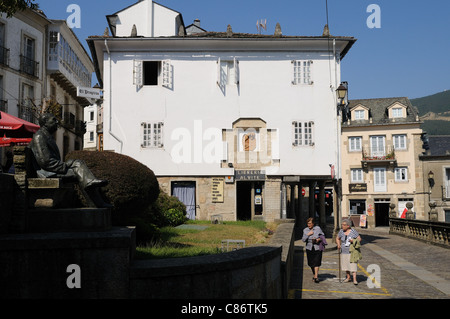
xmin=289 ymin=228 xmax=450 ymax=299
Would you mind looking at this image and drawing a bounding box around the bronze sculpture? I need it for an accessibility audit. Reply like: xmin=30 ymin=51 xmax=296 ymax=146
xmin=28 ymin=113 xmax=111 ymax=208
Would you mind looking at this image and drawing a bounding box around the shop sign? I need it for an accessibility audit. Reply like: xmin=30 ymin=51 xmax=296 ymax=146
xmin=349 ymin=183 xmax=367 ymax=192
xmin=212 ymin=178 xmax=224 ymax=203
xmin=235 ymin=170 xmax=266 ymax=181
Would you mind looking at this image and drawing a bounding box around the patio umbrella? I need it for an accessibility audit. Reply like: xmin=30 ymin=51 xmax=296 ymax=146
xmin=0 ymin=135 xmax=33 ymax=147
xmin=0 ymin=111 xmax=40 ymax=139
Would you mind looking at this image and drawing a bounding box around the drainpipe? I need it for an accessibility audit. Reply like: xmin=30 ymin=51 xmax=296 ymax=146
xmin=105 ymin=39 xmax=123 ymax=153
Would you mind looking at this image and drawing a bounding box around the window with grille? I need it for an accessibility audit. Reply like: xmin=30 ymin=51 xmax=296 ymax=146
xmin=292 ymin=121 xmax=314 ymax=146
xmin=292 ymin=60 xmax=313 ymax=85
xmin=141 ymin=122 xmax=164 ymax=148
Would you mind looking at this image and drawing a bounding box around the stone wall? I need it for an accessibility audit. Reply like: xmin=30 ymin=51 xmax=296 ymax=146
xmin=129 ymin=220 xmax=295 ymax=299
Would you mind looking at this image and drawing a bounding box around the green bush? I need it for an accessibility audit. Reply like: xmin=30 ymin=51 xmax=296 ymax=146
xmin=148 ymin=189 xmax=187 ymax=228
xmin=65 ymin=150 xmax=160 ymax=225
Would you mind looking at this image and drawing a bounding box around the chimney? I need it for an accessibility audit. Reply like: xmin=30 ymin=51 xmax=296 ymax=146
xmin=194 ymin=19 xmax=201 ymax=27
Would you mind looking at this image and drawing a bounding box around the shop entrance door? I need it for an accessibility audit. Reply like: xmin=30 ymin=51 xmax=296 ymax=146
xmin=375 ymin=201 xmax=390 ymax=226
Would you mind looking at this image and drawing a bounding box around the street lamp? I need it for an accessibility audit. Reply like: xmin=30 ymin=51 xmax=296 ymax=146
xmin=428 ymin=171 xmax=435 ymax=188
xmin=336 ymin=83 xmax=348 ymax=100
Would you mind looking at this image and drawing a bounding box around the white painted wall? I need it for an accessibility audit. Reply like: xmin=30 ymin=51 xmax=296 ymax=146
xmin=102 ymin=45 xmax=342 ymax=178
xmin=113 ymin=0 xmax=181 ymax=37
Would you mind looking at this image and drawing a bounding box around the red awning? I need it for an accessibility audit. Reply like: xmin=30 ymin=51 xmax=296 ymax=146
xmin=0 ymin=111 xmax=40 ymax=138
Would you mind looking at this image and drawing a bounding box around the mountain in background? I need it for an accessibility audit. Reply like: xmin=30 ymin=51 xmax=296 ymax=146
xmin=410 ymin=90 xmax=450 ymax=135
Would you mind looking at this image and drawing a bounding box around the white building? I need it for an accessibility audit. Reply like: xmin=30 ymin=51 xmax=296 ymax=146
xmin=0 ymin=8 xmax=48 ymax=121
xmin=88 ymin=0 xmax=356 ymax=225
xmin=46 ymin=20 xmax=94 ymax=158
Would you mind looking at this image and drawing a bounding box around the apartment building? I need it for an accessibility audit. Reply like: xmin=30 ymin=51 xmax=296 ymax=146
xmin=341 ymin=97 xmax=425 ymax=228
xmin=0 ymin=8 xmax=94 ymax=162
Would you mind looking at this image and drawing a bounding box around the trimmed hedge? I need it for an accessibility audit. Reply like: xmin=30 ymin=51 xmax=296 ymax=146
xmin=66 ymin=151 xmax=160 ymax=225
xmin=65 ymin=151 xmax=187 ymax=243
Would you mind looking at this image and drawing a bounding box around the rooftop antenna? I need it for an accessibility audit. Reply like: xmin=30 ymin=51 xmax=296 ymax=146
xmin=256 ymin=19 xmax=267 ymax=34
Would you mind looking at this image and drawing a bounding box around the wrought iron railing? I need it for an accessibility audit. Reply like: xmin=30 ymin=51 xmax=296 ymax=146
xmin=362 ymin=146 xmax=396 ymax=161
xmin=20 ymin=55 xmax=39 ymax=78
xmin=0 ymin=99 xmax=7 ymax=112
xmin=0 ymin=46 xmax=9 ymax=66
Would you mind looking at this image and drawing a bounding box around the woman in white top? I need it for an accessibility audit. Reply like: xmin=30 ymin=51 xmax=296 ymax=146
xmin=336 ymin=219 xmax=362 ymax=285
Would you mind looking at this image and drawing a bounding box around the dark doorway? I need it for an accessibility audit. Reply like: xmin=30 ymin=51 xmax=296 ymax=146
xmin=236 ymin=182 xmax=252 ymax=220
xmin=375 ymin=203 xmax=390 ymax=226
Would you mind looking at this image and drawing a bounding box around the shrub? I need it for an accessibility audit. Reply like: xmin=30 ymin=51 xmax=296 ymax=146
xmin=65 ymin=151 xmax=160 ymax=225
xmin=148 ymin=189 xmax=187 ymax=228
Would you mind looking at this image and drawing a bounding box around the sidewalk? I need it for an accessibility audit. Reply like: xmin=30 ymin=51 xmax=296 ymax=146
xmin=290 ymin=227 xmax=450 ymax=299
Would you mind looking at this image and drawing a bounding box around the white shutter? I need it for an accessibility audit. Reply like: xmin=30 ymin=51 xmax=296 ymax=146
xmin=133 ymin=60 xmax=143 ymax=88
xmin=216 ymin=57 xmax=221 ymax=87
xmin=234 ymin=57 xmax=239 ymax=85
xmin=308 ymin=60 xmax=314 ymax=85
xmin=162 ymin=60 xmax=172 ymax=89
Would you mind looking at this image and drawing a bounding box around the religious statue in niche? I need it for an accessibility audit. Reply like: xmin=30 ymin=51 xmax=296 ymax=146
xmin=28 ymin=113 xmax=111 ymax=208
xmin=242 ymin=132 xmax=257 ymax=152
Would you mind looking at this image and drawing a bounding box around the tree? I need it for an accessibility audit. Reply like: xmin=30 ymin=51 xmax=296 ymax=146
xmin=0 ymin=0 xmax=39 ymax=18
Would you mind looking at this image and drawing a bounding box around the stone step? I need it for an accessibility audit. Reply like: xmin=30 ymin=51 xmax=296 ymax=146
xmin=26 ymin=208 xmax=111 ymax=233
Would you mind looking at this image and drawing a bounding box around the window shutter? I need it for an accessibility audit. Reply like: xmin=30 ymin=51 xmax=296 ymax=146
xmin=162 ymin=60 xmax=172 ymax=89
xmin=308 ymin=60 xmax=314 ymax=85
xmin=216 ymin=57 xmax=221 ymax=87
xmin=133 ymin=60 xmax=143 ymax=88
xmin=234 ymin=57 xmax=239 ymax=85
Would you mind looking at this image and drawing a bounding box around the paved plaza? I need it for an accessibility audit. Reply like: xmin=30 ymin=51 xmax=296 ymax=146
xmin=289 ymin=228 xmax=450 ymax=299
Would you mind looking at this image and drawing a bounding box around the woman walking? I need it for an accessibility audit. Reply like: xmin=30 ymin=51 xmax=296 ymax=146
xmin=302 ymin=218 xmax=325 ymax=283
xmin=336 ymin=219 xmax=362 ymax=285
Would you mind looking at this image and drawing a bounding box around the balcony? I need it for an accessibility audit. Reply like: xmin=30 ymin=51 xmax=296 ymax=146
xmin=0 ymin=46 xmax=9 ymax=66
xmin=361 ymin=146 xmax=397 ymax=168
xmin=20 ymin=55 xmax=39 ymax=78
xmin=0 ymin=100 xmax=7 ymax=112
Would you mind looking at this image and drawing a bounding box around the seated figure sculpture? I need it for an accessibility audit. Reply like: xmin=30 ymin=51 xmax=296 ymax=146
xmin=28 ymin=113 xmax=111 ymax=208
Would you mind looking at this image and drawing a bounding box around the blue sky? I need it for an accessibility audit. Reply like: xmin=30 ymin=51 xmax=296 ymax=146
xmin=36 ymin=0 xmax=450 ymax=100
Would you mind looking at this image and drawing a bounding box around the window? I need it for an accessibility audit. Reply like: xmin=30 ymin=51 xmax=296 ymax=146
xmin=141 ymin=122 xmax=164 ymax=148
xmin=349 ymin=137 xmax=362 ymax=152
xmin=354 ymin=110 xmax=365 ymax=120
xmin=143 ymin=61 xmax=160 ymax=86
xmin=23 ymin=36 xmax=35 ymax=60
xmin=134 ymin=60 xmax=172 ymax=88
xmin=393 ymin=134 xmax=407 ymax=150
xmin=49 ymin=31 xmax=59 ymax=62
xmin=392 ymin=108 xmax=403 ymax=118
xmin=21 ymin=83 xmax=34 ymax=122
xmin=217 ymin=58 xmax=239 ymax=89
xmin=349 ymin=200 xmax=366 ymax=215
xmin=0 ymin=22 xmax=7 ymax=66
xmin=374 ymin=167 xmax=387 ymax=192
xmin=395 ymin=167 xmax=408 ymax=182
xmin=89 ymin=131 xmax=94 ymax=142
xmin=370 ymin=136 xmax=386 ymax=157
xmin=89 ymin=111 xmax=94 ymax=122
xmin=351 ymin=168 xmax=364 ymax=183
xmin=292 ymin=121 xmax=314 ymax=146
xmin=292 ymin=60 xmax=313 ymax=85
